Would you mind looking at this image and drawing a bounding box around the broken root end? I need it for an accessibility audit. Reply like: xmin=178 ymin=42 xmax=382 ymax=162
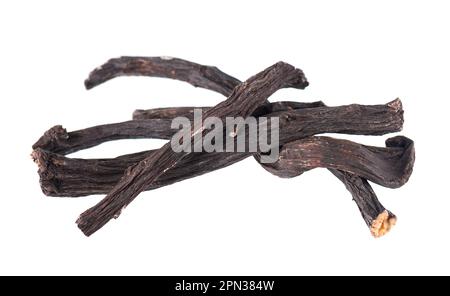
xmin=370 ymin=210 xmax=397 ymax=238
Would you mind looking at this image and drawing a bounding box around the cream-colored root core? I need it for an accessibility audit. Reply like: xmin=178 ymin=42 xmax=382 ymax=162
xmin=370 ymin=210 xmax=397 ymax=238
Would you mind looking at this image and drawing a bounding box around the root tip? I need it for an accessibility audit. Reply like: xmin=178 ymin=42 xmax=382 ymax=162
xmin=84 ymin=79 xmax=94 ymax=90
xmin=370 ymin=210 xmax=397 ymax=238
xmin=387 ymin=98 xmax=403 ymax=112
xmin=76 ymin=217 xmax=94 ymax=237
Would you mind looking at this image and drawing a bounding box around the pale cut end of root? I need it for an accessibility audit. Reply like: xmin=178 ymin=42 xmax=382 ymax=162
xmin=370 ymin=210 xmax=397 ymax=238
xmin=387 ymin=98 xmax=403 ymax=112
xmin=31 ymin=150 xmax=44 ymax=170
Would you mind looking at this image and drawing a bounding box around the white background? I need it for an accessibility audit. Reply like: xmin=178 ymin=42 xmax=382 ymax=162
xmin=1 ymin=0 xmax=449 ymax=275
